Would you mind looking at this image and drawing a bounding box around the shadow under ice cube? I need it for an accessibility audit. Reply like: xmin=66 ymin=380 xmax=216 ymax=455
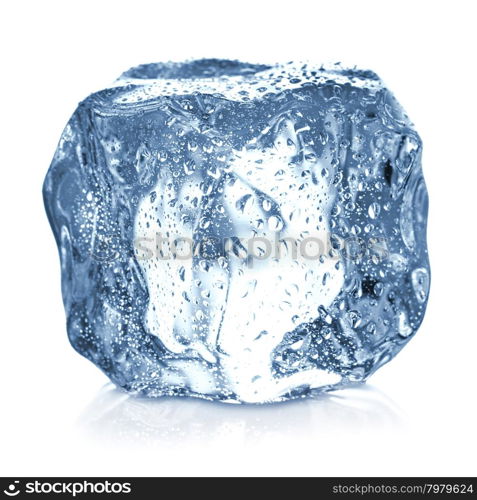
xmin=43 ymin=59 xmax=430 ymax=403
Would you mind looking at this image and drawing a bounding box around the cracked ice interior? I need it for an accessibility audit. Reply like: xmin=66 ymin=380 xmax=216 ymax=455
xmin=43 ymin=60 xmax=430 ymax=403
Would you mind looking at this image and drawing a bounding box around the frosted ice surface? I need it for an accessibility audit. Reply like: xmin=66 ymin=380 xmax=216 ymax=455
xmin=43 ymin=60 xmax=430 ymax=403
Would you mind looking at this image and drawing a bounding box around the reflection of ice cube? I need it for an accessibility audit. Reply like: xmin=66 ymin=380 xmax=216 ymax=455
xmin=44 ymin=59 xmax=430 ymax=403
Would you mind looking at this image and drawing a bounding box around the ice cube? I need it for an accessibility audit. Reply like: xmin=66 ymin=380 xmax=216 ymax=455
xmin=43 ymin=60 xmax=430 ymax=403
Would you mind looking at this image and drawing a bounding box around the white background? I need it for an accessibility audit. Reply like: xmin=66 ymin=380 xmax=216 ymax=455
xmin=1 ymin=0 xmax=476 ymax=477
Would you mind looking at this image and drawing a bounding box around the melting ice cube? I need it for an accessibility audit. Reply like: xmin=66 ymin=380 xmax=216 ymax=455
xmin=43 ymin=60 xmax=430 ymax=403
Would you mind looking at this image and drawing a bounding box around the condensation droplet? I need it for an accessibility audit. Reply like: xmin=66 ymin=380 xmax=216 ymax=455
xmin=268 ymin=215 xmax=283 ymax=231
xmin=368 ymin=202 xmax=381 ymax=219
xmin=262 ymin=199 xmax=272 ymax=212
xmin=411 ymin=267 xmax=430 ymax=303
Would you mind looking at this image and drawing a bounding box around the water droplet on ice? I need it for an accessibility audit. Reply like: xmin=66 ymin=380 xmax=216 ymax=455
xmin=268 ymin=215 xmax=283 ymax=231
xmin=199 ymin=218 xmax=211 ymax=229
xmin=179 ymin=266 xmax=186 ymax=281
xmin=397 ymin=311 xmax=413 ymax=337
xmin=373 ymin=282 xmax=384 ymax=297
xmin=184 ymin=160 xmax=196 ymax=175
xmin=262 ymin=199 xmax=272 ymax=212
xmin=236 ymin=194 xmax=253 ymax=213
xmin=411 ymin=267 xmax=430 ymax=303
xmin=368 ymin=202 xmax=381 ymax=219
xmin=187 ymin=140 xmax=198 ymax=152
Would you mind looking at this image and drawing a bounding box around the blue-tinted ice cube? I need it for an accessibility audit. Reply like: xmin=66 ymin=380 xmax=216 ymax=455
xmin=43 ymin=60 xmax=430 ymax=403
